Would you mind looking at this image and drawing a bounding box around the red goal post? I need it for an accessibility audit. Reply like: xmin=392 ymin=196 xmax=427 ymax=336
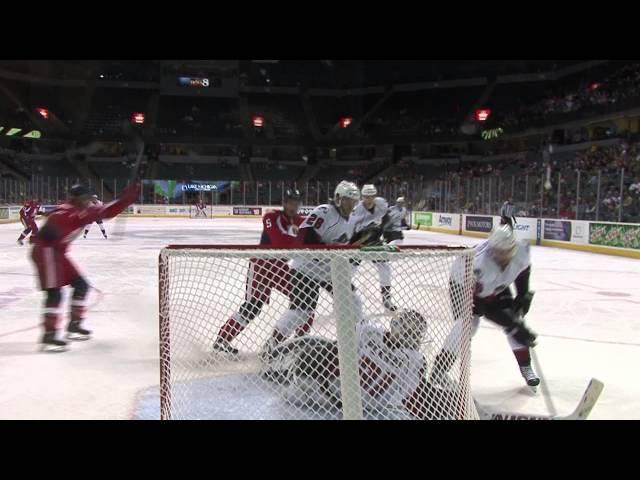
xmin=159 ymin=244 xmax=477 ymax=420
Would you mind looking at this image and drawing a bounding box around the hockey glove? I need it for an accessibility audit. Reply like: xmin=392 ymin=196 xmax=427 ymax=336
xmin=506 ymin=321 xmax=537 ymax=348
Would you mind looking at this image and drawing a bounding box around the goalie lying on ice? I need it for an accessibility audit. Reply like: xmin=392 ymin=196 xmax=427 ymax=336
xmin=262 ymin=310 xmax=467 ymax=420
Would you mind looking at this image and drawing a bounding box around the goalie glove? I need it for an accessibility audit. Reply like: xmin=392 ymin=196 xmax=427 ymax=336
xmin=514 ymin=291 xmax=534 ymax=317
xmin=505 ymin=320 xmax=537 ymax=348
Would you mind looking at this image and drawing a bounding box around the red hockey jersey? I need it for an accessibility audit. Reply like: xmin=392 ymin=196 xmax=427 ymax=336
xmin=259 ymin=210 xmax=303 ymax=248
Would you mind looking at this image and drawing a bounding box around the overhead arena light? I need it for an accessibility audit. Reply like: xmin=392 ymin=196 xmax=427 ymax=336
xmin=35 ymin=107 xmax=49 ymax=120
xmin=339 ymin=116 xmax=353 ymax=128
xmin=474 ymin=108 xmax=492 ymax=122
xmin=252 ymin=115 xmax=264 ymax=128
xmin=131 ymin=112 xmax=145 ymax=125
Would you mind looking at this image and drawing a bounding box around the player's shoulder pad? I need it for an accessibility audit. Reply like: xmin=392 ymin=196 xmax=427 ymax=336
xmin=311 ymin=204 xmax=330 ymax=215
xmin=263 ymin=210 xmax=279 ymax=220
xmin=375 ymin=197 xmax=388 ymax=209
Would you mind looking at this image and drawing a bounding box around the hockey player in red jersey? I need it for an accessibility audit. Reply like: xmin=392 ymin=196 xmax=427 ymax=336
xmin=213 ymin=189 xmax=308 ymax=355
xmin=30 ymin=183 xmax=139 ymax=352
xmin=17 ymin=199 xmax=41 ymax=245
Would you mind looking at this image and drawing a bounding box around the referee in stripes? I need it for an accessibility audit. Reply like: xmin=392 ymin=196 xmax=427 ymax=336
xmin=500 ymin=198 xmax=516 ymax=229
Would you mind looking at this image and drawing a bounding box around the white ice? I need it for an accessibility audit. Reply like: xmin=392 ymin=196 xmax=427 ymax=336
xmin=1 ymin=217 xmax=639 ymax=419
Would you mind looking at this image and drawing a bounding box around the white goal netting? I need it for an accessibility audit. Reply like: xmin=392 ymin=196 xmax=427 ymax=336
xmin=189 ymin=205 xmax=211 ymax=218
xmin=159 ymin=245 xmax=478 ymax=420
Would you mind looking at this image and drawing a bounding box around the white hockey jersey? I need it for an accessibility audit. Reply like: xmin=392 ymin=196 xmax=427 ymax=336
xmin=450 ymin=239 xmax=531 ymax=298
xmin=291 ymin=203 xmax=356 ymax=280
xmin=357 ymin=322 xmax=425 ymax=418
xmin=384 ymin=205 xmax=408 ymax=232
xmin=351 ymin=197 xmax=388 ymax=233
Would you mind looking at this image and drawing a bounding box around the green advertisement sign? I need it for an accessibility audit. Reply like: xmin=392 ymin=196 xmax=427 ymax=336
xmin=414 ymin=212 xmax=432 ymax=226
xmin=589 ymin=223 xmax=640 ymax=250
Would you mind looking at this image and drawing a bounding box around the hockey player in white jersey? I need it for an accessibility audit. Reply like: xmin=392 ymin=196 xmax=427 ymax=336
xmin=350 ymin=184 xmax=397 ymax=311
xmin=432 ymin=225 xmax=539 ymax=388
xmin=83 ymin=195 xmax=108 ymax=239
xmin=263 ymin=309 xmax=461 ymax=419
xmin=262 ymin=180 xmax=364 ymax=361
xmin=383 ymin=196 xmax=410 ymax=245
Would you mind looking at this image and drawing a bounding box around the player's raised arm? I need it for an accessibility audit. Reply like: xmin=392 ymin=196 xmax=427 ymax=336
xmin=73 ymin=183 xmax=139 ymax=229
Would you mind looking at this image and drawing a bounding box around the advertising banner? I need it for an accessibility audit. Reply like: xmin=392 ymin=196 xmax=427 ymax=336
xmin=571 ymin=221 xmax=590 ymax=245
xmin=589 ymin=222 xmax=640 ymax=250
xmin=543 ymin=220 xmax=572 ymax=241
xmin=210 ymin=206 xmax=233 ymax=216
xmin=436 ymin=213 xmax=454 ymax=227
xmin=414 ymin=212 xmax=432 ymax=226
xmin=167 ymin=206 xmax=191 ymax=215
xmin=465 ymin=215 xmax=493 ymax=233
xmin=136 ymin=205 xmax=168 ymax=215
xmin=144 ymin=180 xmax=234 ymax=200
xmin=233 ymin=207 xmax=262 ymax=216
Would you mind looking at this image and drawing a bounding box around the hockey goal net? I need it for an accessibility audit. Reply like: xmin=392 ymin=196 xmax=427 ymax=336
xmin=159 ymin=244 xmax=478 ymax=420
xmin=189 ymin=204 xmax=210 ymax=218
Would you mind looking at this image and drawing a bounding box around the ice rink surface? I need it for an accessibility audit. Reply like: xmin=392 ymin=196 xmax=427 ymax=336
xmin=1 ymin=216 xmax=639 ymax=419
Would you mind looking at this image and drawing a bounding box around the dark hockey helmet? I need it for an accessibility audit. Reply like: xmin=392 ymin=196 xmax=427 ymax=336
xmin=69 ymin=184 xmax=90 ymax=199
xmin=285 ymin=188 xmax=302 ymax=202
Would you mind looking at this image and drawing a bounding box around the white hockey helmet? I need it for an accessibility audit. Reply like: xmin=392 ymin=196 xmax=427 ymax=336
xmin=489 ymin=224 xmax=516 ymax=251
xmin=396 ymin=196 xmax=406 ymax=205
xmin=488 ymin=225 xmax=517 ymax=263
xmin=361 ymin=184 xmax=377 ymax=197
xmin=390 ymin=310 xmax=428 ymax=349
xmin=334 ymin=181 xmax=360 ymax=206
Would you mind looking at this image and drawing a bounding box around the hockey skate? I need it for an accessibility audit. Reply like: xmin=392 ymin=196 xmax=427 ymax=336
xmin=66 ymin=320 xmax=92 ymax=341
xmin=41 ymin=332 xmax=68 ymax=353
xmin=17 ymin=239 xmax=24 ymax=246
xmin=212 ymin=337 xmax=239 ymax=356
xmin=103 ymin=233 xmax=108 ymax=239
xmin=520 ymin=365 xmax=540 ymax=390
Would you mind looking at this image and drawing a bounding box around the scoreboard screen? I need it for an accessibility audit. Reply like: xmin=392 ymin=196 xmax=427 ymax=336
xmin=177 ymin=76 xmax=210 ymax=88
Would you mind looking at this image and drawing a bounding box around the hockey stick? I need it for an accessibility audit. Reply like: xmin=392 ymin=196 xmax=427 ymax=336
xmin=531 ymin=347 xmax=557 ymax=417
xmin=475 ymin=377 xmax=604 ymax=420
xmin=515 ymin=309 xmax=558 ymax=416
xmin=110 ymin=131 xmax=144 ymax=241
xmin=87 ymin=284 xmax=106 ymax=310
